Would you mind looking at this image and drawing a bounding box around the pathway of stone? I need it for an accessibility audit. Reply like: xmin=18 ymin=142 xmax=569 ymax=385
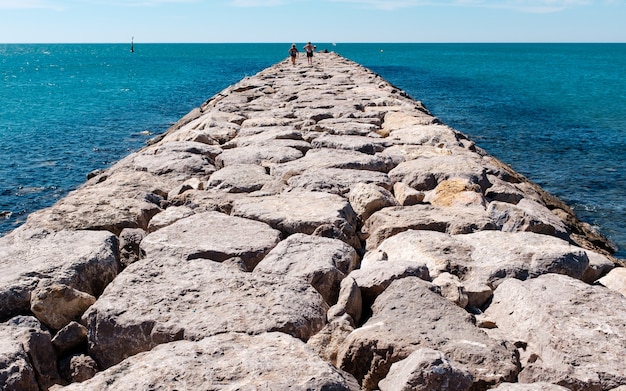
xmin=1 ymin=53 xmax=625 ymax=391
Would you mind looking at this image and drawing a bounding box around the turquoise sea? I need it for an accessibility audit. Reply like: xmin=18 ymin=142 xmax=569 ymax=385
xmin=1 ymin=43 xmax=624 ymax=258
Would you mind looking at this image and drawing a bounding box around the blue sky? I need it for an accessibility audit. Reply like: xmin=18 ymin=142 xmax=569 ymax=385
xmin=0 ymin=0 xmax=624 ymax=43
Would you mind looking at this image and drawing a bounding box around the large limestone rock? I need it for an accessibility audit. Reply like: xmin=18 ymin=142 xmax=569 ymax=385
xmin=140 ymin=211 xmax=281 ymax=271
xmin=597 ymin=267 xmax=626 ymax=296
xmin=253 ymin=233 xmax=359 ymax=304
xmin=270 ymin=148 xmax=394 ymax=177
xmin=362 ymin=204 xmax=496 ymax=250
xmin=287 ymin=168 xmax=393 ymax=195
xmin=0 ymin=228 xmax=118 ymax=322
xmin=484 ymin=274 xmax=626 ymax=390
xmin=0 ymin=316 xmax=63 ymax=390
xmin=231 ymin=190 xmax=360 ymax=249
xmin=336 ymin=277 xmax=519 ymax=390
xmin=23 ymin=170 xmax=165 ymax=235
xmin=378 ymin=348 xmax=474 ymax=391
xmin=61 ymin=333 xmax=359 ymax=390
xmin=30 ymin=284 xmax=96 ymax=330
xmin=83 ymin=258 xmax=328 ymax=369
xmin=367 ymin=229 xmax=605 ymax=306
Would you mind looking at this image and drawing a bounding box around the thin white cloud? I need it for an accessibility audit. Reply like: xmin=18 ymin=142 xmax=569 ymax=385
xmin=0 ymin=0 xmax=61 ymax=9
xmin=329 ymin=0 xmax=594 ymax=12
xmin=229 ymin=0 xmax=290 ymax=6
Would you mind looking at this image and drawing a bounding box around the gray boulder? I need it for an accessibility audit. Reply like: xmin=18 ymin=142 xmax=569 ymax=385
xmin=253 ymin=233 xmax=359 ymax=304
xmin=0 ymin=228 xmax=118 ymax=322
xmin=484 ymin=274 xmax=626 ymax=390
xmin=336 ymin=277 xmax=519 ymax=390
xmin=140 ymin=211 xmax=281 ymax=271
xmin=61 ymin=332 xmax=359 ymax=390
xmin=83 ymin=258 xmax=328 ymax=369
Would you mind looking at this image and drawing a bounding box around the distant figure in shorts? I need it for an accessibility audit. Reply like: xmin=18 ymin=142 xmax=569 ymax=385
xmin=303 ymin=42 xmax=315 ymax=65
xmin=288 ymin=44 xmax=299 ymax=66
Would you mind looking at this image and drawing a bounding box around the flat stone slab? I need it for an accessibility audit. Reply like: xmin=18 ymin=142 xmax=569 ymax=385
xmin=23 ymin=170 xmax=165 ymax=235
xmin=253 ymin=233 xmax=359 ymax=304
xmin=363 ymin=204 xmax=496 ymax=250
xmin=484 ymin=274 xmax=626 ymax=391
xmin=231 ymin=190 xmax=360 ymax=248
xmin=207 ymin=163 xmax=274 ymax=193
xmin=287 ymin=168 xmax=393 ymax=195
xmin=215 ymin=145 xmax=303 ymax=168
xmin=270 ymin=148 xmax=394 ymax=178
xmin=336 ymin=277 xmax=519 ymax=390
xmin=83 ymin=258 xmax=328 ymax=369
xmin=61 ymin=332 xmax=359 ymax=390
xmin=140 ymin=211 xmax=281 ymax=271
xmin=0 ymin=228 xmax=118 ymax=322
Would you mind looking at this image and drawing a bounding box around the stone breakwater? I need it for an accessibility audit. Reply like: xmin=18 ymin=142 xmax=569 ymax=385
xmin=1 ymin=52 xmax=625 ymax=391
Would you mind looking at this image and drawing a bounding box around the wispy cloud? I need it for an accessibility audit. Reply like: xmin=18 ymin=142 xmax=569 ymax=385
xmin=229 ymin=0 xmax=290 ymax=6
xmin=330 ymin=0 xmax=593 ymax=13
xmin=0 ymin=0 xmax=61 ymax=9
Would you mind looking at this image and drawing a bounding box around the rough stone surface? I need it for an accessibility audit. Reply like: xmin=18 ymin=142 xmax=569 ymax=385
xmin=337 ymin=277 xmax=519 ymax=390
xmin=378 ymin=348 xmax=474 ymax=391
xmin=61 ymin=332 xmax=360 ymax=390
xmin=231 ymin=190 xmax=360 ymax=249
xmin=597 ymin=267 xmax=626 ymax=296
xmin=83 ymin=258 xmax=328 ymax=369
xmin=253 ymin=233 xmax=358 ymax=304
xmin=0 ymin=228 xmax=118 ymax=322
xmin=0 ymin=316 xmax=63 ymax=390
xmin=484 ymin=274 xmax=626 ymax=391
xmin=30 ymin=284 xmax=96 ymax=330
xmin=140 ymin=211 xmax=281 ymax=271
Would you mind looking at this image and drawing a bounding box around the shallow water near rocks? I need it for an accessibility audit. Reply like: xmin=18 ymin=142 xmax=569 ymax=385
xmin=1 ymin=43 xmax=624 ymax=258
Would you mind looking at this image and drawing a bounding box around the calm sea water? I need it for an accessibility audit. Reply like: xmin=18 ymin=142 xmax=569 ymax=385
xmin=1 ymin=43 xmax=624 ymax=258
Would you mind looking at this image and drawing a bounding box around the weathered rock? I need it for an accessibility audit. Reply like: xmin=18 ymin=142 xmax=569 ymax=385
xmin=83 ymin=258 xmax=328 ymax=369
xmin=287 ymin=168 xmax=393 ymax=195
xmin=206 ymin=163 xmax=274 ymax=192
xmin=140 ymin=211 xmax=281 ymax=271
xmin=307 ymin=315 xmax=356 ymax=366
xmin=387 ymin=124 xmax=469 ymax=149
xmin=51 ymin=321 xmax=88 ymax=355
xmin=146 ymin=205 xmax=195 ymax=232
xmin=0 ymin=316 xmax=63 ymax=390
xmin=363 ymin=204 xmax=496 ymax=250
xmin=58 ymin=354 xmax=98 ymax=383
xmin=231 ymin=190 xmax=360 ymax=249
xmin=336 ymin=277 xmax=519 ymax=390
xmin=488 ymin=199 xmax=569 ymax=239
xmin=30 ymin=284 xmax=96 ymax=330
xmin=493 ymin=383 xmax=571 ymax=391
xmin=215 ymin=144 xmax=303 ymax=168
xmin=327 ymin=276 xmax=363 ymax=324
xmin=349 ymin=183 xmax=399 ymax=221
xmin=388 ymin=152 xmax=490 ymax=191
xmin=427 ymin=178 xmax=486 ymax=208
xmin=112 ymin=141 xmax=219 ymax=183
xmin=253 ymin=233 xmax=358 ymax=304
xmin=381 ymin=111 xmax=436 ymax=134
xmin=368 ymin=229 xmax=601 ymax=307
xmin=270 ymin=148 xmax=394 ymax=177
xmin=597 ymin=267 xmax=626 ymax=297
xmin=393 ymin=181 xmax=425 ymax=206
xmin=62 ymin=332 xmax=359 ymax=390
xmin=117 ymin=228 xmax=146 ymax=268
xmin=484 ymin=274 xmax=626 ymax=390
xmin=378 ymin=348 xmax=474 ymax=391
xmin=0 ymin=228 xmax=118 ymax=322
xmin=311 ymin=134 xmax=388 ymax=154
xmin=23 ymin=171 xmax=164 ymax=235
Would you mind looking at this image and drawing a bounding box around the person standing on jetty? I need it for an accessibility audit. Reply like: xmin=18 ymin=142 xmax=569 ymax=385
xmin=303 ymin=42 xmax=315 ymax=65
xmin=288 ymin=44 xmax=299 ymax=66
